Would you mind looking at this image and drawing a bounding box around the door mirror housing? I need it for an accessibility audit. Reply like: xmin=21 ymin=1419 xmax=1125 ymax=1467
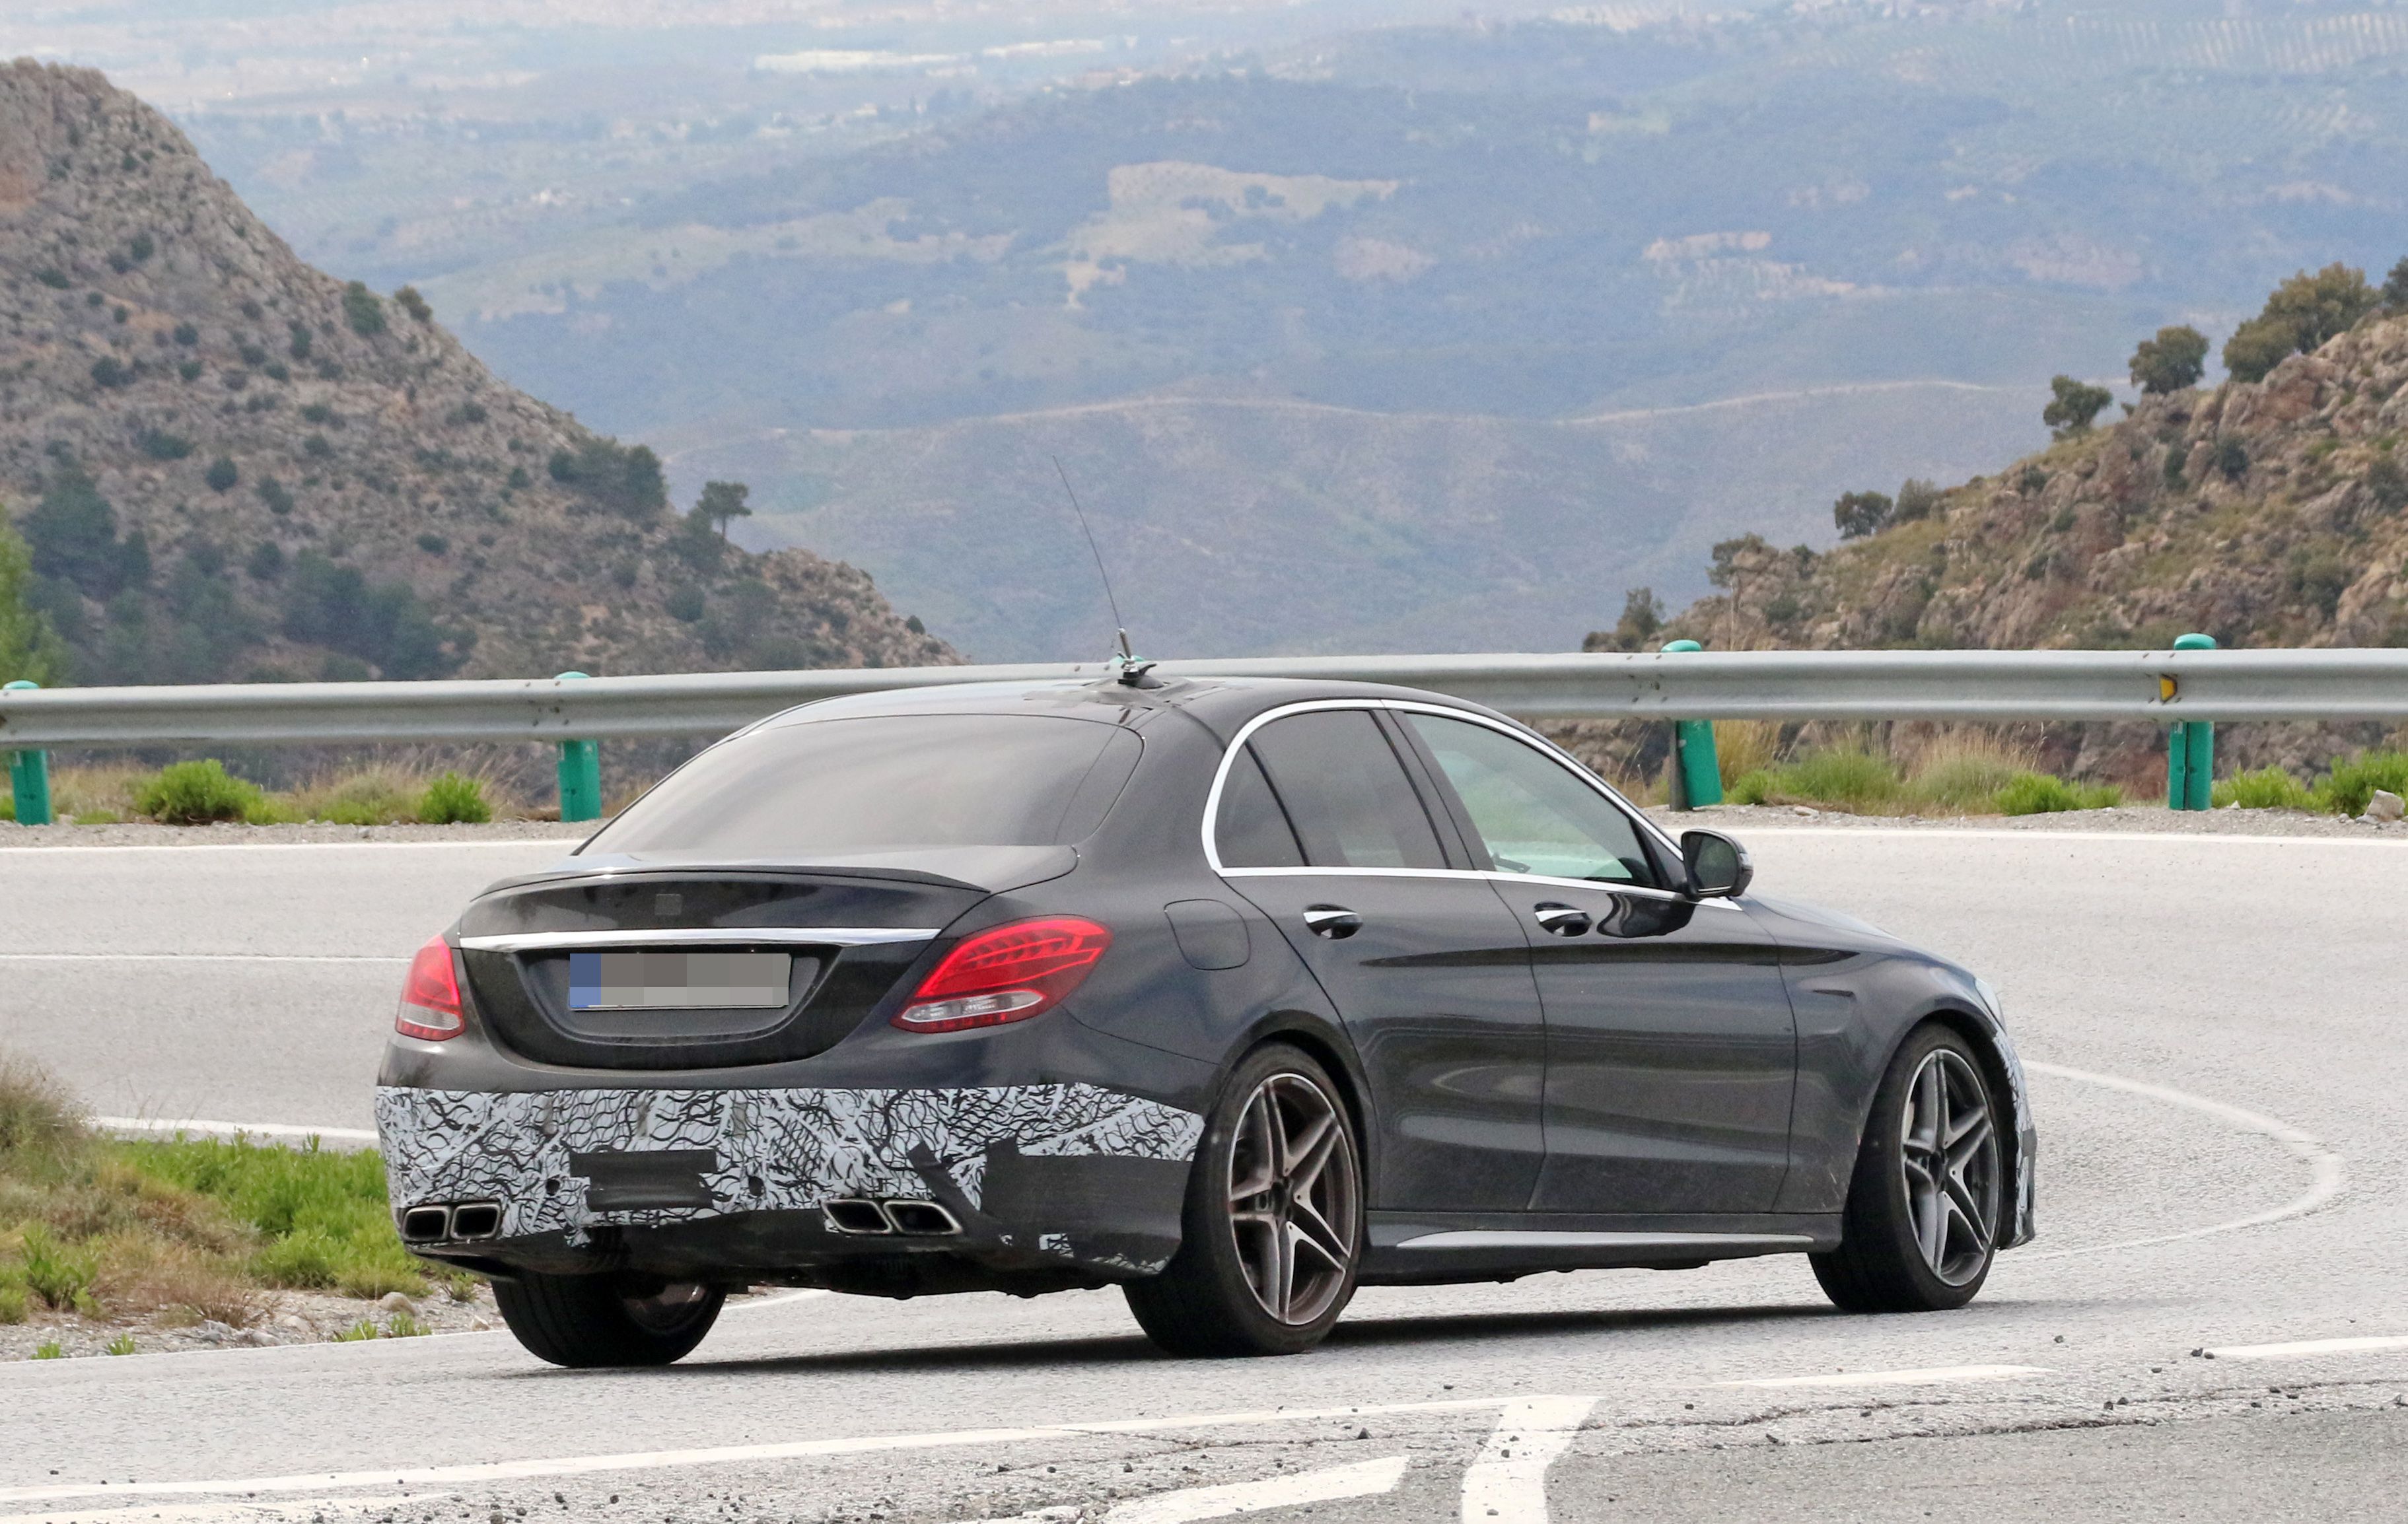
xmin=1680 ymin=829 xmax=1753 ymax=900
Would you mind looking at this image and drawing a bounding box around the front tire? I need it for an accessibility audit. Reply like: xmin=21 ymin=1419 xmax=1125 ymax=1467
xmin=1812 ymin=1023 xmax=2004 ymax=1313
xmin=492 ymin=1272 xmax=725 ymax=1368
xmin=1125 ymin=1044 xmax=1363 ymax=1357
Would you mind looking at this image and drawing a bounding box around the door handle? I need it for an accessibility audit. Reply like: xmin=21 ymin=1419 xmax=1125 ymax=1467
xmin=1532 ymin=902 xmax=1592 ymax=937
xmin=1302 ymin=905 xmax=1362 ymax=940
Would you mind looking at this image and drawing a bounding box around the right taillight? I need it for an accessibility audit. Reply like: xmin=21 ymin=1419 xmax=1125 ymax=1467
xmin=892 ymin=916 xmax=1112 ymax=1033
xmin=396 ymin=934 xmax=464 ymax=1041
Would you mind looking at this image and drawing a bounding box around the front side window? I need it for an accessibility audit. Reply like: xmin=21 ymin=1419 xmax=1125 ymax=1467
xmin=583 ymin=714 xmax=1140 ymax=856
xmin=1403 ymin=713 xmax=1653 ymax=884
xmin=1246 ymin=709 xmax=1446 ymax=870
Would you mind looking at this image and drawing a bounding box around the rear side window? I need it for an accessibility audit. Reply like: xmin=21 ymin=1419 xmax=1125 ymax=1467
xmin=1214 ymin=747 xmax=1304 ymax=868
xmin=1245 ymin=709 xmax=1446 ymax=870
xmin=583 ymin=714 xmax=1140 ymax=856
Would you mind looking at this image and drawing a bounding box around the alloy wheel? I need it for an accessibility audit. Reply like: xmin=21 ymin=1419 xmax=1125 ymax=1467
xmin=1899 ymin=1048 xmax=2001 ymax=1286
xmin=1225 ymin=1072 xmax=1359 ymax=1325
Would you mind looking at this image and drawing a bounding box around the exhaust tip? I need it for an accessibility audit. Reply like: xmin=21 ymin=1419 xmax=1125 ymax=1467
xmin=449 ymin=1202 xmax=502 ymax=1239
xmin=884 ymin=1200 xmax=961 ymax=1236
xmin=400 ymin=1206 xmax=451 ymax=1243
xmin=822 ymin=1198 xmax=893 ymax=1235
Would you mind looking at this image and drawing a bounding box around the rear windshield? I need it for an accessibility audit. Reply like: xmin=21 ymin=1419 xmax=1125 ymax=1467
xmin=583 ymin=714 xmax=1141 ymax=856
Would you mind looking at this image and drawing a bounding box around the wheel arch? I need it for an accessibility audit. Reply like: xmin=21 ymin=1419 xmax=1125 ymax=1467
xmin=1880 ymin=1000 xmax=2034 ymax=1250
xmin=1223 ymin=1011 xmax=1378 ymax=1201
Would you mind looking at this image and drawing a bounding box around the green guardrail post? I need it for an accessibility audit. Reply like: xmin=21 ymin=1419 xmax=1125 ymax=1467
xmin=4 ymin=680 xmax=52 ymax=826
xmin=553 ymin=672 xmax=602 ymax=823
xmin=2167 ymin=633 xmax=2216 ymax=812
xmin=1660 ymin=640 xmax=1722 ymax=810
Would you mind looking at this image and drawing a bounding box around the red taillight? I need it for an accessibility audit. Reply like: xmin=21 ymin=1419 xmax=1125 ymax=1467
xmin=396 ymin=935 xmax=464 ymax=1041
xmin=892 ymin=916 xmax=1113 ymax=1034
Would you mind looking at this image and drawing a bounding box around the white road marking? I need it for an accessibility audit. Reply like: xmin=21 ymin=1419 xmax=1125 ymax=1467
xmin=0 ymin=1396 xmax=1541 ymax=1506
xmin=0 ymin=953 xmax=406 ymax=963
xmin=1715 ymin=1364 xmax=2050 ymax=1390
xmin=1106 ymin=1456 xmax=1409 ymax=1523
xmin=2021 ymin=1061 xmax=2344 ymax=1259
xmin=2205 ymin=1335 xmax=2408 ymax=1360
xmin=0 ymin=1494 xmax=426 ymax=1523
xmin=0 ymin=840 xmax=573 ymax=855
xmin=1458 ymin=1396 xmax=1594 ymax=1524
xmin=93 ymin=1117 xmax=378 ymax=1144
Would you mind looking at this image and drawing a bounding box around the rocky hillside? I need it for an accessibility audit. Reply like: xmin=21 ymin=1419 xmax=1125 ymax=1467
xmin=1641 ymin=312 xmax=2408 ymax=660
xmin=0 ymin=60 xmax=954 ymax=685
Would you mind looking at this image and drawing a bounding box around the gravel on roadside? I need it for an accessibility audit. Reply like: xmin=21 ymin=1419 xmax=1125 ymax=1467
xmin=0 ymin=819 xmax=594 ymax=849
xmin=1646 ymin=802 xmax=2408 ymax=839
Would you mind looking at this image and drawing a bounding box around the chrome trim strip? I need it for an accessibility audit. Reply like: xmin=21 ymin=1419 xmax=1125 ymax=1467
xmin=1199 ymin=697 xmax=1724 ymax=901
xmin=456 ymin=927 xmax=940 ymax=953
xmin=1394 ymin=1230 xmax=1815 ymax=1251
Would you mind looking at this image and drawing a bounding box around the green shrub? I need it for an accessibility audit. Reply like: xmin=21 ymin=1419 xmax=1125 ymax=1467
xmin=417 ymin=772 xmax=491 ymax=825
xmin=2213 ymin=766 xmax=2314 ymax=811
xmin=20 ymin=1225 xmax=96 ymax=1311
xmin=1905 ymin=751 xmax=2028 ymax=813
xmin=1727 ymin=770 xmax=1773 ymax=806
xmin=1776 ymin=749 xmax=1901 ymax=812
xmin=0 ymin=1282 xmax=28 ymax=1324
xmin=2314 ymin=750 xmax=2408 ymax=817
xmin=104 ymin=1332 xmax=137 ymax=1356
xmin=1997 ymin=773 xmax=2121 ymax=815
xmin=341 ymin=281 xmax=387 ymax=337
xmin=32 ymin=1341 xmax=61 ymax=1359
xmin=124 ymin=1134 xmax=426 ymax=1299
xmin=133 ymin=760 xmax=264 ymax=824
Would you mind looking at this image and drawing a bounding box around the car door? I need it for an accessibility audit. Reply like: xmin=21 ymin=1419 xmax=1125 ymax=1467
xmin=1394 ymin=709 xmax=1798 ymax=1216
xmin=1212 ymin=705 xmax=1547 ymax=1213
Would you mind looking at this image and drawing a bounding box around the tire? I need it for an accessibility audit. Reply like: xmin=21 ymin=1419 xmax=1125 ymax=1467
xmin=491 ymin=1272 xmax=725 ymax=1368
xmin=1125 ymin=1043 xmax=1364 ymax=1357
xmin=1812 ymin=1023 xmax=2005 ymax=1314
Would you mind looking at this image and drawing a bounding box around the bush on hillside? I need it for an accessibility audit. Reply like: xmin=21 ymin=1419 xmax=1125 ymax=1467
xmin=2129 ymin=325 xmax=2209 ymax=394
xmin=2223 ymin=264 xmax=2378 ymax=383
xmin=1892 ymin=478 xmax=1944 ymax=523
xmin=1833 ymin=490 xmax=1893 ymax=539
xmin=132 ymin=759 xmax=264 ymax=824
xmin=2042 ymin=375 xmax=2113 ymax=438
xmin=341 ymin=281 xmax=386 ymax=337
xmin=547 ymin=436 xmax=668 ymax=523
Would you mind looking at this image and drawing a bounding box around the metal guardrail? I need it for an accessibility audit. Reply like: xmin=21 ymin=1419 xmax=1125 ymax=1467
xmin=2 ymin=647 xmax=2405 ymax=749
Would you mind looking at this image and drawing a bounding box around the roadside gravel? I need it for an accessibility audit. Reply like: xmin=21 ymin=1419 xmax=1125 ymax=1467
xmin=0 ymin=820 xmax=593 ymax=848
xmin=0 ymin=1283 xmax=499 ymax=1360
xmin=1649 ymin=802 xmax=2408 ymax=839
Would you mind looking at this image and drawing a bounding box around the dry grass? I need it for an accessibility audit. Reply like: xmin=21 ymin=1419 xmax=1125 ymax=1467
xmin=1711 ymin=721 xmax=1783 ymax=790
xmin=27 ymin=758 xmax=526 ymax=827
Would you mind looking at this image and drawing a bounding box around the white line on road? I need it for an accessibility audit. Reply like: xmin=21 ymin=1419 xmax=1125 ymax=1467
xmin=2204 ymin=1335 xmax=2408 ymax=1360
xmin=2022 ymin=1061 xmax=2343 ymax=1259
xmin=0 ymin=1494 xmax=427 ymax=1523
xmin=94 ymin=1117 xmax=378 ymax=1144
xmin=1110 ymin=1456 xmax=1409 ymax=1523
xmin=0 ymin=953 xmax=406 ymax=963
xmin=1458 ymin=1396 xmax=1595 ymax=1524
xmin=1715 ymin=1364 xmax=2050 ymax=1390
xmin=0 ymin=1396 xmax=1538 ymax=1506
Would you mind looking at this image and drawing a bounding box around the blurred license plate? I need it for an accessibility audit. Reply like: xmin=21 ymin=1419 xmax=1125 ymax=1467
xmin=568 ymin=951 xmax=791 ymax=1010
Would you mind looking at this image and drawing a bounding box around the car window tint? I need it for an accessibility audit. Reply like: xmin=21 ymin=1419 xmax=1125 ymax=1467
xmin=583 ymin=714 xmax=1139 ymax=855
xmin=1248 ymin=710 xmax=1446 ymax=870
xmin=1215 ymin=745 xmax=1306 ymax=868
xmin=1404 ymin=714 xmax=1652 ymax=885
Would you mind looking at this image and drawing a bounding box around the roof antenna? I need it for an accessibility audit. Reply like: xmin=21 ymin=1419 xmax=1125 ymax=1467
xmin=1052 ymin=455 xmax=1156 ymax=686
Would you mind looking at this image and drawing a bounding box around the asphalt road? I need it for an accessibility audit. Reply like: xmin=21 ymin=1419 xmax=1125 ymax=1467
xmin=3 ymin=826 xmax=2407 ymax=1523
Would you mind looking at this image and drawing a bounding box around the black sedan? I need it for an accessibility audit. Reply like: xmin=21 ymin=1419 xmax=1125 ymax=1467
xmin=376 ymin=674 xmax=2036 ymax=1367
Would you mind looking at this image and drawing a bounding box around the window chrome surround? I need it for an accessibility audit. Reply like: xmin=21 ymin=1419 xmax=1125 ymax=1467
xmin=1199 ymin=697 xmax=1739 ymax=907
xmin=457 ymin=927 xmax=940 ymax=954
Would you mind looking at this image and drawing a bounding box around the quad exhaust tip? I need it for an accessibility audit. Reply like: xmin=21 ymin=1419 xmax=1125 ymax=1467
xmin=399 ymin=1201 xmax=503 ymax=1243
xmin=822 ymin=1197 xmax=962 ymax=1237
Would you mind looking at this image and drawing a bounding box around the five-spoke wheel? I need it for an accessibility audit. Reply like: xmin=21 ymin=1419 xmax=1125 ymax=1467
xmin=1126 ymin=1044 xmax=1364 ymax=1356
xmin=1812 ymin=1023 xmax=2004 ymax=1313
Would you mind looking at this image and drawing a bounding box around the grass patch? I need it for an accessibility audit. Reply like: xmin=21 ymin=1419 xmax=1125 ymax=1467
xmin=2213 ymin=766 xmax=2316 ymax=811
xmin=0 ymin=1056 xmax=431 ymax=1333
xmin=1996 ymin=773 xmax=2123 ymax=815
xmin=1728 ymin=733 xmax=2117 ymax=816
xmin=2313 ymin=749 xmax=2408 ymax=817
xmin=131 ymin=760 xmax=264 ymax=825
xmin=24 ymin=759 xmax=527 ymax=829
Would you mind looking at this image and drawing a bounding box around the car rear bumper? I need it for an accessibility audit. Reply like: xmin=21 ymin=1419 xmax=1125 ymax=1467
xmin=374 ymin=1082 xmax=1205 ymax=1288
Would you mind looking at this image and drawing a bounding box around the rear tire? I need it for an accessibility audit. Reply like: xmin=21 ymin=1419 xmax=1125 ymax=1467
xmin=1125 ymin=1044 xmax=1363 ymax=1357
xmin=1812 ymin=1023 xmax=2004 ymax=1313
xmin=491 ymin=1272 xmax=725 ymax=1368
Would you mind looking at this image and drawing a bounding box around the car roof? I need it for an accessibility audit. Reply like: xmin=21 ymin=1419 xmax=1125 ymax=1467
xmin=756 ymin=674 xmax=1518 ymax=740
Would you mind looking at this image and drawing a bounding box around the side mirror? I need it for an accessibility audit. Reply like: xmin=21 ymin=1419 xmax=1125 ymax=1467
xmin=1680 ymin=829 xmax=1753 ymax=900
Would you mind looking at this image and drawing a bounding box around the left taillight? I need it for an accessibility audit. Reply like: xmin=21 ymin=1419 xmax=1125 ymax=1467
xmin=892 ymin=916 xmax=1112 ymax=1034
xmin=396 ymin=934 xmax=464 ymax=1041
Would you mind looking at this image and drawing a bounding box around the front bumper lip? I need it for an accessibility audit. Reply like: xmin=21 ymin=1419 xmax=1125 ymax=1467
xmin=374 ymin=1082 xmax=1204 ymax=1279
